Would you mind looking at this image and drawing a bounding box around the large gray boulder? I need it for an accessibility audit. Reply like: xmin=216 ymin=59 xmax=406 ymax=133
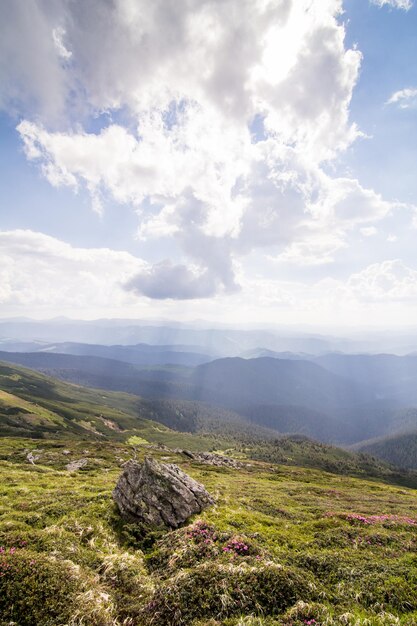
xmin=113 ymin=457 xmax=214 ymax=528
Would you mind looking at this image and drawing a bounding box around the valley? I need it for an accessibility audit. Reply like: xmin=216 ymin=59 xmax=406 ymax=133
xmin=2 ymin=323 xmax=417 ymax=625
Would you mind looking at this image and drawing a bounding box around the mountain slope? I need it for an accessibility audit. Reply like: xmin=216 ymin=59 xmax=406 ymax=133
xmin=0 ymin=350 xmax=193 ymax=398
xmin=2 ymin=360 xmax=417 ymax=488
xmin=355 ymin=431 xmax=417 ymax=470
xmin=0 ymin=361 xmax=277 ymax=446
xmin=0 ymin=351 xmax=375 ymax=412
xmin=314 ymin=353 xmax=417 ymax=405
xmin=190 ymin=357 xmax=373 ymax=410
xmin=5 ymin=351 xmax=417 ymax=445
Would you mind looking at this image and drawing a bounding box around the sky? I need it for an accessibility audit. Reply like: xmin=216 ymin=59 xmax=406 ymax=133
xmin=0 ymin=0 xmax=417 ymax=327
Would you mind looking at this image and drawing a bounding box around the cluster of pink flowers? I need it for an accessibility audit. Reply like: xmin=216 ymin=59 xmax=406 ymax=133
xmin=0 ymin=544 xmax=35 ymax=578
xmin=186 ymin=522 xmax=257 ymax=558
xmin=223 ymin=538 xmax=249 ymax=555
xmin=186 ymin=521 xmax=217 ymax=545
xmin=326 ymin=512 xmax=417 ymax=526
xmin=304 ymin=620 xmax=318 ymax=625
xmin=0 ymin=546 xmax=17 ymax=555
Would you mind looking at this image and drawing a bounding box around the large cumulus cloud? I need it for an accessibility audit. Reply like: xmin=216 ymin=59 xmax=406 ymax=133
xmin=1 ymin=0 xmax=408 ymax=303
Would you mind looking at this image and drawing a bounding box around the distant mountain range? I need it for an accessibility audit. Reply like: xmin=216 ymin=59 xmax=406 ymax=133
xmin=2 ymin=360 xmax=417 ymax=486
xmin=3 ymin=347 xmax=417 ymax=457
xmin=4 ymin=317 xmax=417 ymax=354
xmin=3 ymin=319 xmax=417 ymax=468
xmin=32 ymin=341 xmax=213 ymax=367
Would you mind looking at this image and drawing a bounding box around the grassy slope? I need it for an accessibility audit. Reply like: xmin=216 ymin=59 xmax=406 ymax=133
xmin=1 ymin=438 xmax=417 ymax=625
xmin=247 ymin=435 xmax=417 ymax=489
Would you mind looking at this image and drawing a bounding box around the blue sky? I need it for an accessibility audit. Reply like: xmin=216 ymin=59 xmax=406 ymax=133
xmin=343 ymin=0 xmax=417 ymax=200
xmin=0 ymin=0 xmax=417 ymax=326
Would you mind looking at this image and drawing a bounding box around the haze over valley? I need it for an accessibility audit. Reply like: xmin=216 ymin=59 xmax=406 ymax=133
xmin=2 ymin=318 xmax=417 ymax=470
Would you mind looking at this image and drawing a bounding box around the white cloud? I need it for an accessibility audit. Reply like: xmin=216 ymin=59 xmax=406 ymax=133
xmin=360 ymin=226 xmax=378 ymax=237
xmin=371 ymin=0 xmax=413 ymax=10
xmin=387 ymin=88 xmax=417 ymax=109
xmin=325 ymin=178 xmax=392 ymax=225
xmin=347 ymin=260 xmax=417 ymax=301
xmin=1 ymin=229 xmax=416 ymax=325
xmin=0 ymin=229 xmax=146 ymax=312
xmin=125 ymin=261 xmax=222 ymax=300
xmin=18 ymin=118 xmax=395 ymax=285
xmin=4 ymin=0 xmax=408 ymax=305
xmin=270 ymin=232 xmax=347 ymax=266
xmin=10 ymin=1 xmax=365 ymax=300
xmin=0 ymin=1 xmax=68 ymax=120
xmin=52 ymin=26 xmax=72 ymax=60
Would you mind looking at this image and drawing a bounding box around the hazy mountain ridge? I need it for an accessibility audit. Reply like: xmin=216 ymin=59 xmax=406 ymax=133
xmin=0 ymin=350 xmax=414 ymax=449
xmin=2 ymin=360 xmax=417 ymax=487
xmin=0 ymin=361 xmax=278 ymax=446
xmin=0 ymin=340 xmax=215 ymax=366
xmin=3 ymin=339 xmax=417 ymax=460
xmin=190 ymin=357 xmax=373 ymax=410
xmin=4 ymin=318 xmax=417 ymax=354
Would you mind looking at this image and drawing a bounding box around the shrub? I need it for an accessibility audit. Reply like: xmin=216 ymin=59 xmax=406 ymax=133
xmin=148 ymin=521 xmax=263 ymax=577
xmin=142 ymin=561 xmax=316 ymax=625
xmin=98 ymin=551 xmax=154 ymax=621
xmin=0 ymin=548 xmax=81 ymax=626
xmin=370 ymin=575 xmax=417 ymax=612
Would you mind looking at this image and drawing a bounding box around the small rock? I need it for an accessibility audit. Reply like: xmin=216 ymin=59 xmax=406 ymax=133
xmin=26 ymin=451 xmax=40 ymax=465
xmin=66 ymin=458 xmax=88 ymax=472
xmin=62 ymin=450 xmax=71 ymax=455
xmin=113 ymin=457 xmax=214 ymax=529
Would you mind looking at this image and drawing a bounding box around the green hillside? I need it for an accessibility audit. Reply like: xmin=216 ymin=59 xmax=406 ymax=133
xmin=355 ymin=431 xmax=417 ymax=470
xmin=1 ymin=437 xmax=417 ymax=625
xmin=0 ymin=361 xmax=249 ymax=451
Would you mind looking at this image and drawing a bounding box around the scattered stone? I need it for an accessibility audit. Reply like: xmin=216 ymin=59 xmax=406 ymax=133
xmin=113 ymin=457 xmax=214 ymax=529
xmin=26 ymin=451 xmax=40 ymax=465
xmin=62 ymin=450 xmax=71 ymax=455
xmin=66 ymin=458 xmax=88 ymax=472
xmin=100 ymin=416 xmax=124 ymax=432
xmin=181 ymin=450 xmax=244 ymax=469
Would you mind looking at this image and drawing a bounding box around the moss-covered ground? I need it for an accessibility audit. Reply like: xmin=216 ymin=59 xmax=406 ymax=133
xmin=1 ymin=437 xmax=417 ymax=625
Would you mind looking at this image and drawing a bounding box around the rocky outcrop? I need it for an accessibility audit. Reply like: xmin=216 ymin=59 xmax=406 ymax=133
xmin=66 ymin=458 xmax=88 ymax=471
xmin=181 ymin=450 xmax=244 ymax=469
xmin=113 ymin=457 xmax=214 ymax=529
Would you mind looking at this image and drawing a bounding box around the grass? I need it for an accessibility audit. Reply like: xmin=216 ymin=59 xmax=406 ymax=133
xmin=1 ymin=437 xmax=417 ymax=625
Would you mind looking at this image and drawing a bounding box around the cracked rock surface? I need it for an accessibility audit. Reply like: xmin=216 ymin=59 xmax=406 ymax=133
xmin=113 ymin=457 xmax=214 ymax=528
